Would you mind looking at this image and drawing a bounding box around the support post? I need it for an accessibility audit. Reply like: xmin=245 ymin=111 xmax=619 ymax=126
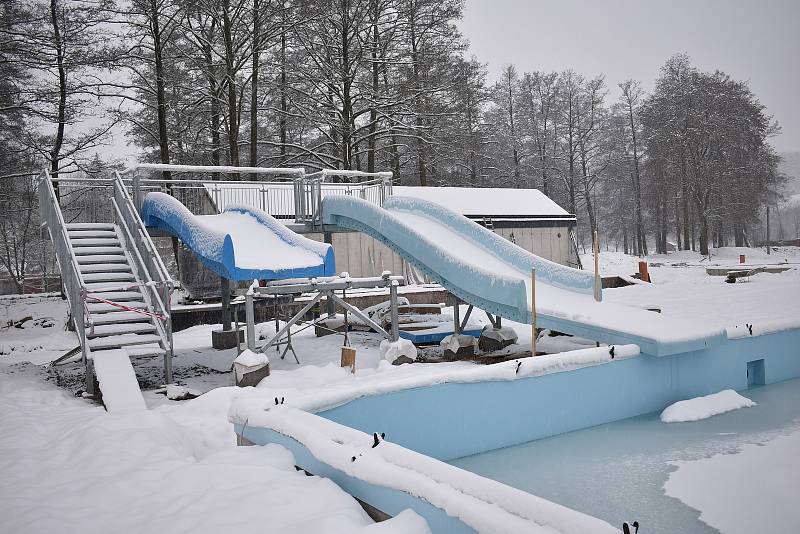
xmin=245 ymin=292 xmax=256 ymax=350
xmin=389 ymin=279 xmax=399 ymax=342
xmin=324 ymin=232 xmax=336 ymax=317
xmin=132 ymin=169 xmax=142 ymax=212
xmin=459 ymin=305 xmax=474 ymax=332
xmin=234 ymin=303 xmax=241 ymax=355
xmin=531 ymin=268 xmax=537 ymax=356
xmin=221 ymin=276 xmax=231 ymax=330
xmin=593 ymin=230 xmax=602 ymax=302
xmin=453 ymin=299 xmax=461 ymax=335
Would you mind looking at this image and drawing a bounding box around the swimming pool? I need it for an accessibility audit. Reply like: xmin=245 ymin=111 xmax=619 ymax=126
xmin=450 ymin=378 xmax=800 ymax=533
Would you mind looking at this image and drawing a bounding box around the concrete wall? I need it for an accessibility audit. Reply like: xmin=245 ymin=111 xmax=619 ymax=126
xmin=308 ymin=225 xmax=576 ymax=279
xmin=316 ymin=328 xmax=800 ymax=461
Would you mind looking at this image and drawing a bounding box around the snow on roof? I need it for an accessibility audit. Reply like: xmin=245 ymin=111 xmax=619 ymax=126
xmin=200 ymin=181 xmax=572 ymax=219
xmin=392 ymin=186 xmax=572 ymax=218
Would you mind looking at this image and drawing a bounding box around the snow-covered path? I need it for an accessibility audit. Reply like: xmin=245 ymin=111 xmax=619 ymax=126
xmin=0 ymin=369 xmax=429 ymax=534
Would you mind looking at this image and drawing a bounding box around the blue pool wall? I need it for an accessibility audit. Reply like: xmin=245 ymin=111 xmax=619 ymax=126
xmin=235 ymin=425 xmax=478 ymax=534
xmin=316 ymin=329 xmax=800 ymax=461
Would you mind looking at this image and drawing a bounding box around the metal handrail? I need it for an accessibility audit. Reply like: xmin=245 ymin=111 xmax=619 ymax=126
xmin=113 ymin=172 xmax=173 ymax=283
xmin=112 ymin=172 xmax=174 ymax=380
xmin=121 ymin=163 xmax=306 ymax=177
xmin=37 ymin=169 xmax=92 ymax=369
xmin=116 ymin=163 xmax=393 ymax=226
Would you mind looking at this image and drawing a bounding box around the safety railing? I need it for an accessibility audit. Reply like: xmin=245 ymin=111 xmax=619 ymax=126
xmin=295 ymin=170 xmax=393 ymax=224
xmin=120 ymin=164 xmax=393 ymax=225
xmin=37 ymin=170 xmax=92 ymax=375
xmin=121 ymin=164 xmax=305 ymax=216
xmin=112 ymin=171 xmax=175 ymax=380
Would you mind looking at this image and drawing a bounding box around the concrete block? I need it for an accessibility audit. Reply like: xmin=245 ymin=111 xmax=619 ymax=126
xmin=212 ymin=328 xmax=244 ymax=350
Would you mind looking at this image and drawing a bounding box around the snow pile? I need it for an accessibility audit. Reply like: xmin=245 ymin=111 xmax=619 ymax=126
xmin=230 ymin=344 xmax=639 ymax=416
xmin=440 ymin=333 xmax=477 ymax=356
xmin=379 ymin=339 xmax=417 ymax=364
xmin=237 ymin=406 xmax=617 ymax=534
xmin=480 ymin=326 xmax=518 ymax=343
xmin=660 ymin=389 xmax=756 ymax=423
xmin=165 ymin=384 xmax=201 ymax=400
xmin=0 ymin=371 xmax=428 ymax=534
xmin=234 ymin=348 xmax=270 ymax=368
xmin=664 ymin=429 xmax=800 ymax=534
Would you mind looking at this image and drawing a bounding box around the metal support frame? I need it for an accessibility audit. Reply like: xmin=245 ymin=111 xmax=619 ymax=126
xmin=485 ymin=311 xmax=502 ymax=329
xmin=453 ymin=300 xmax=461 ymax=335
xmin=252 ymin=273 xmax=403 ymax=362
xmin=245 ymin=293 xmax=256 ymax=350
xmin=460 ymin=305 xmax=474 ymax=332
xmin=221 ymin=276 xmax=232 ymax=330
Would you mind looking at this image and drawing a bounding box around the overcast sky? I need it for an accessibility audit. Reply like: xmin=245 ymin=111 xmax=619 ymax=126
xmin=458 ymin=0 xmax=800 ymax=153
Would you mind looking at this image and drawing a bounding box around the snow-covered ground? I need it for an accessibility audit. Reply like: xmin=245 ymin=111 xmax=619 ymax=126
xmin=583 ymin=246 xmax=800 ymax=330
xmin=1 ymin=245 xmax=799 ymax=533
xmin=0 ymin=367 xmax=429 ymax=534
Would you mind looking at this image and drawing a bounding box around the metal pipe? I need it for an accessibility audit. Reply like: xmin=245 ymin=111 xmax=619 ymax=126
xmin=389 ymin=279 xmax=399 ymax=342
xmin=245 ymin=293 xmax=256 ymax=350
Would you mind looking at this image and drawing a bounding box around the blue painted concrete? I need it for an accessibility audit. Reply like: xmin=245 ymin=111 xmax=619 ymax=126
xmin=236 ymin=328 xmax=799 ymax=530
xmin=317 ymin=329 xmax=800 ymax=461
xmin=235 ymin=425 xmax=478 ymax=534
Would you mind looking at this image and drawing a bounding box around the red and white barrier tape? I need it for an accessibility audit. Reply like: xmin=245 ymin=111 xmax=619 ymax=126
xmin=85 ymin=293 xmax=167 ymax=321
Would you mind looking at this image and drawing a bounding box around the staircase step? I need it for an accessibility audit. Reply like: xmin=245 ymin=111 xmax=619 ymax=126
xmin=84 ymin=281 xmax=139 ymax=292
xmin=87 ymin=300 xmax=147 ymax=312
xmin=88 ymin=333 xmax=162 ymax=350
xmin=70 ymin=238 xmax=120 ymax=247
xmin=124 ymin=346 xmax=167 ymax=359
xmin=80 ymin=263 xmax=132 ymax=274
xmin=89 ymin=322 xmax=156 ymax=337
xmin=90 ymin=311 xmax=152 ymax=324
xmin=66 ymin=223 xmax=115 ymax=231
xmin=85 ymin=291 xmax=144 ymax=302
xmin=82 ymin=272 xmax=135 ymax=283
xmin=76 ymin=254 xmax=128 ymax=264
xmin=73 ymin=246 xmax=124 ymax=256
xmin=68 ymin=230 xmax=118 ymax=239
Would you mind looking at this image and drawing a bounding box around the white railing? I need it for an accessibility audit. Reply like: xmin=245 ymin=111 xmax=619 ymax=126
xmin=112 ymin=172 xmax=175 ymax=381
xmin=37 ymin=170 xmax=94 ymax=388
xmin=122 ymin=164 xmax=393 ymax=224
xmin=295 ymin=170 xmax=393 ymax=224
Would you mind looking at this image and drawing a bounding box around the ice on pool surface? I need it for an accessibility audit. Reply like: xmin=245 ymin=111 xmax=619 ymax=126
xmin=450 ymin=379 xmax=800 ymax=534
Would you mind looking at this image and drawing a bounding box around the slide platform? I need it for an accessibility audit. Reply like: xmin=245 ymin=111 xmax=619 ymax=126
xmin=322 ymin=195 xmax=725 ymax=356
xmin=141 ymin=192 xmax=335 ymax=281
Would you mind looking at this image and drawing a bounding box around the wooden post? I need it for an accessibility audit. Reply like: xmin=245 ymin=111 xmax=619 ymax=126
xmin=638 ymin=261 xmax=650 ymax=283
xmin=341 ymin=346 xmax=356 ymax=374
xmin=593 ymin=231 xmax=601 ymax=302
xmin=531 ymin=268 xmax=537 ymax=356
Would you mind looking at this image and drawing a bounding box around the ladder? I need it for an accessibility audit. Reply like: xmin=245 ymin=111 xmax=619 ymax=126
xmin=39 ymin=171 xmax=174 ymax=410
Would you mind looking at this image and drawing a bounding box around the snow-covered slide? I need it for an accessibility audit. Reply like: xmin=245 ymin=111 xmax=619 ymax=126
xmin=142 ymin=193 xmax=335 ymax=281
xmin=322 ymin=195 xmax=725 ymax=356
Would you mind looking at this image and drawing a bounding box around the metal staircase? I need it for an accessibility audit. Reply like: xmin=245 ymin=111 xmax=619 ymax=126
xmin=39 ymin=170 xmax=174 ymax=406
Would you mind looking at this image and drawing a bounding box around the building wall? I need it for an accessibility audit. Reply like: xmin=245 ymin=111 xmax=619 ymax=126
xmin=308 ymin=225 xmax=577 ymax=278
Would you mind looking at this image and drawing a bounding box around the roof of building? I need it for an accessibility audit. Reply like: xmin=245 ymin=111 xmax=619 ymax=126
xmin=392 ymin=186 xmax=573 ymax=219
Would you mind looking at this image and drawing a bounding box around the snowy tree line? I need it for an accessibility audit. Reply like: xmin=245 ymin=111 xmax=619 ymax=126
xmin=0 ymin=0 xmax=789 ymax=290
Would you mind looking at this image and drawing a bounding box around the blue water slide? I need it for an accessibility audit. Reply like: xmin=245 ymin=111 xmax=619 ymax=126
xmin=322 ymin=195 xmax=725 ymax=356
xmin=141 ymin=192 xmax=335 ymax=281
